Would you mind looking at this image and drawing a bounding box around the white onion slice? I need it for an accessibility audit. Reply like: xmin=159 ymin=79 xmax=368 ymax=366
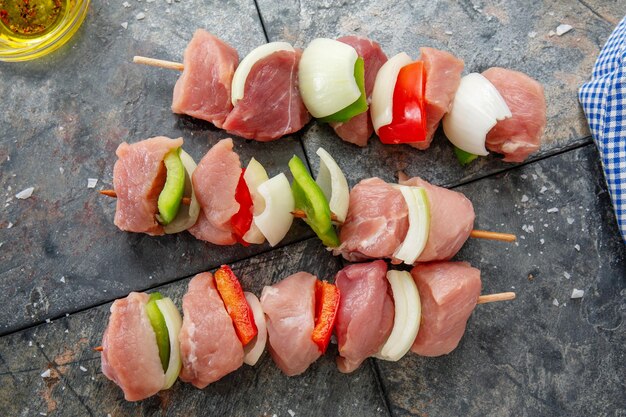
xmin=232 ymin=42 xmax=295 ymax=106
xmin=375 ymin=271 xmax=421 ymax=361
xmin=442 ymin=73 xmax=512 ymax=156
xmin=370 ymin=52 xmax=413 ymax=133
xmin=164 ymin=150 xmax=201 ymax=234
xmin=243 ymin=292 xmax=267 ymax=366
xmin=315 ymin=147 xmax=349 ymax=223
xmin=393 ymin=186 xmax=430 ymax=265
xmin=243 ymin=158 xmax=270 ymax=244
xmin=254 ymin=173 xmax=294 ymax=246
xmin=298 ymin=38 xmax=360 ymax=118
xmin=155 ymin=297 xmax=183 ymax=389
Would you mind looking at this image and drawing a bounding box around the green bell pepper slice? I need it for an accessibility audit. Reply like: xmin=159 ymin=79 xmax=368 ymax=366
xmin=318 ymin=57 xmax=368 ymax=123
xmin=454 ymin=146 xmax=478 ymax=166
xmin=288 ymin=155 xmax=340 ymax=248
xmin=157 ymin=147 xmax=185 ymax=225
xmin=145 ymin=292 xmax=170 ymax=372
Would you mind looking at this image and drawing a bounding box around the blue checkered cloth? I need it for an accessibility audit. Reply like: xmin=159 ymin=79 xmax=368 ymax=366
xmin=579 ymin=16 xmax=626 ymax=243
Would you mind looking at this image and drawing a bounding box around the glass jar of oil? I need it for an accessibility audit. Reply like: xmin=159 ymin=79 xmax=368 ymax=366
xmin=0 ymin=0 xmax=89 ymax=62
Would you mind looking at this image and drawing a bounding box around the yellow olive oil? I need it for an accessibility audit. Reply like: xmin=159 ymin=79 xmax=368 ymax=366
xmin=0 ymin=0 xmax=70 ymax=38
xmin=0 ymin=0 xmax=89 ymax=61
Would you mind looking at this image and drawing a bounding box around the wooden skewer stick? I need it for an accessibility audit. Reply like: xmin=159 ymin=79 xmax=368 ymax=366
xmin=293 ymin=209 xmax=515 ymax=241
xmin=99 ymin=190 xmax=192 ymax=206
xmin=477 ymin=292 xmax=516 ymax=304
xmin=291 ymin=209 xmax=342 ymax=224
xmin=93 ymin=346 xmax=103 ymax=352
xmin=470 ymin=229 xmax=516 ymax=242
xmin=133 ymin=56 xmax=184 ymax=71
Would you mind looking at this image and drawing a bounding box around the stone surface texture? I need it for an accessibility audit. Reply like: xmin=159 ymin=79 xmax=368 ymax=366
xmin=0 ymin=0 xmax=624 ymax=416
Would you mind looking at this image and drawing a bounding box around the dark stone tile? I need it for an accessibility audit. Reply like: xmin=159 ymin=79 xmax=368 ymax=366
xmin=0 ymin=239 xmax=389 ymax=417
xmin=375 ymin=144 xmax=626 ymax=417
xmin=0 ymin=1 xmax=314 ymax=334
xmin=256 ymin=0 xmax=618 ymax=186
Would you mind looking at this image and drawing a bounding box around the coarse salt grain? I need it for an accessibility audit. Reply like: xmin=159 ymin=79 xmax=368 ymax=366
xmin=87 ymin=178 xmax=98 ymax=188
xmin=136 ymin=12 xmax=146 ymax=20
xmin=60 ymin=276 xmax=66 ymax=283
xmin=540 ymin=186 xmax=548 ymax=193
xmin=521 ymin=195 xmax=529 ymax=202
xmin=288 ymin=410 xmax=295 ymax=417
xmin=567 ymin=217 xmax=574 ymax=224
xmin=445 ymin=30 xmax=453 ymax=35
xmin=571 ymin=288 xmax=584 ymax=299
xmin=41 ymin=369 xmax=51 ymax=378
xmin=556 ymin=24 xmax=573 ymax=36
xmin=15 ymin=187 xmax=34 ymax=199
xmin=493 ymin=47 xmax=503 ymax=52
xmin=547 ymin=207 xmax=559 ymax=213
xmin=79 ymin=366 xmax=87 ymax=372
xmin=552 ymin=298 xmax=559 ymax=307
xmin=574 ymin=244 xmax=580 ymax=251
xmin=564 ymin=272 xmax=571 ymax=279
xmin=123 ymin=1 xmax=130 ymax=7
xmin=540 ymin=238 xmax=545 ymax=244
xmin=121 ymin=22 xmax=128 ymax=29
xmin=528 ymin=31 xmax=537 ymax=38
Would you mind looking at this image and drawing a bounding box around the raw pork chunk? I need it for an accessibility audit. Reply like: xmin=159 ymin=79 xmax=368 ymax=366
xmin=399 ymin=176 xmax=475 ymax=262
xmin=222 ymin=49 xmax=310 ymax=141
xmin=335 ymin=261 xmax=394 ymax=373
xmin=409 ymin=47 xmax=464 ymax=150
xmin=334 ymin=178 xmax=408 ymax=262
xmin=331 ymin=36 xmax=388 ymax=147
xmin=483 ymin=67 xmax=546 ymax=162
xmin=113 ymin=136 xmax=183 ymax=236
xmin=188 ymin=138 xmax=241 ymax=245
xmin=410 ymin=262 xmax=481 ymax=356
xmin=260 ymin=272 xmax=321 ymax=376
xmin=179 ymin=272 xmax=244 ymax=388
xmin=172 ymin=29 xmax=239 ymax=128
xmin=101 ymin=292 xmax=165 ymax=401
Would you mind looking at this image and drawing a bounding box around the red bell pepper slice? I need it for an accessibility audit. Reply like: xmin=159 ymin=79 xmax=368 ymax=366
xmin=214 ymin=265 xmax=258 ymax=346
xmin=378 ymin=61 xmax=427 ymax=144
xmin=230 ymin=168 xmax=254 ymax=246
xmin=311 ymin=280 xmax=341 ymax=353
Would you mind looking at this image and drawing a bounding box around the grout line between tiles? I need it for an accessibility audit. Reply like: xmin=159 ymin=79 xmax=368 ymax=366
xmin=0 ymin=234 xmax=318 ymax=338
xmin=252 ymin=0 xmax=271 ymax=43
xmin=369 ymin=358 xmax=395 ymax=417
xmin=447 ymin=138 xmax=594 ymax=190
